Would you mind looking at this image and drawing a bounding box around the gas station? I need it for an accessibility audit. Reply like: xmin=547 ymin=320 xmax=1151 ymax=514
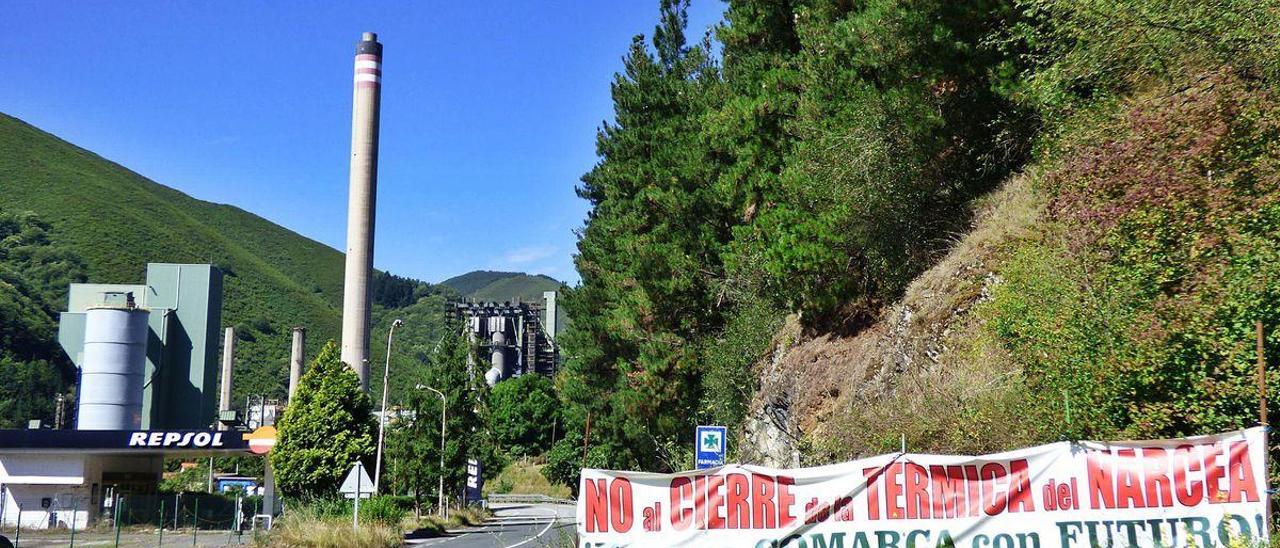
xmin=0 ymin=264 xmax=279 ymax=531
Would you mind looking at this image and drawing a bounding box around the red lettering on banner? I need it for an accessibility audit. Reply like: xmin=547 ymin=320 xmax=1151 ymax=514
xmin=1114 ymin=448 xmax=1144 ymax=508
xmin=979 ymin=462 xmax=1007 ymax=515
xmin=1007 ymin=459 xmax=1034 ymax=512
xmin=670 ymin=477 xmax=693 ymax=530
xmin=884 ymin=463 xmax=904 ymax=519
xmin=725 ymin=473 xmax=750 ymax=528
xmin=1173 ymin=444 xmax=1204 ymax=506
xmin=1086 ymin=439 xmax=1259 ymax=509
xmin=706 ymin=475 xmax=726 ymax=529
xmin=905 ymin=463 xmax=930 ymax=519
xmin=1141 ymin=447 xmax=1174 ymax=507
xmin=609 ymin=478 xmax=633 ymax=533
xmin=777 ymin=476 xmax=796 ymax=527
xmin=1227 ymin=440 xmax=1260 ymax=503
xmin=585 ymin=478 xmax=610 ymax=533
xmin=752 ymin=473 xmax=777 ymax=529
xmin=863 ymin=467 xmax=882 ymax=520
xmin=834 ymin=496 xmax=854 ymax=521
xmin=964 ymin=465 xmax=981 ymax=517
xmin=1204 ymin=442 xmax=1227 ymax=502
xmin=1088 ymin=451 xmax=1116 ymax=509
xmin=579 ymin=431 xmax=1265 ymax=543
xmin=930 ymin=465 xmax=966 ymax=518
xmin=693 ymin=476 xmax=707 ymax=528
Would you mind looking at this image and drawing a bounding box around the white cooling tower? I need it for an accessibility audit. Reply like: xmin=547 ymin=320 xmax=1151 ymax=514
xmin=78 ymin=306 xmax=150 ymax=430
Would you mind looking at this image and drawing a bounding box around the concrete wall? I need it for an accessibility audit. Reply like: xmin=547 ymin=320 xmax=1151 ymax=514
xmin=1 ymin=484 xmax=89 ymax=530
xmin=0 ymin=455 xmax=87 ymax=529
xmin=0 ymin=453 xmax=163 ymax=530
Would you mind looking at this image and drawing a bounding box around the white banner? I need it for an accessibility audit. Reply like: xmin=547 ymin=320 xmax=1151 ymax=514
xmin=577 ymin=428 xmax=1269 ymax=547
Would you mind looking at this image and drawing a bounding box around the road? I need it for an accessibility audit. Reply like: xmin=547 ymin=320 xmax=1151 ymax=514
xmin=406 ymin=502 xmax=576 ymax=548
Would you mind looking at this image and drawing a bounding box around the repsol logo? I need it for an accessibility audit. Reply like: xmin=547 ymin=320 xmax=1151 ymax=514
xmin=128 ymin=431 xmax=225 ymax=448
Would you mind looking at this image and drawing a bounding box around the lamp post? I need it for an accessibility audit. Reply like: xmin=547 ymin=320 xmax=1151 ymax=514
xmin=373 ymin=319 xmax=403 ymax=493
xmin=416 ymin=383 xmax=447 ymax=518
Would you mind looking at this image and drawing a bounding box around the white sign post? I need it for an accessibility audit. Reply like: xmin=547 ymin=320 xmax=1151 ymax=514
xmin=340 ymin=462 xmax=373 ymax=529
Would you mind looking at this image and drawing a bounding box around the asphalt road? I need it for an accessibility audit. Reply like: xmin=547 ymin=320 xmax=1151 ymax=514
xmin=406 ymin=502 xmax=576 ymax=548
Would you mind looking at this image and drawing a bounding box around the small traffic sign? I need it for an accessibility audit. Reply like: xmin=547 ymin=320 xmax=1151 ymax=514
xmin=340 ymin=461 xmax=374 ymax=499
xmin=695 ymin=425 xmax=727 ymax=470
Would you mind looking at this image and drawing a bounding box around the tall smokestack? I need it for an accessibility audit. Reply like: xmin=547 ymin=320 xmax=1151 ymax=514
xmin=219 ymin=327 xmax=235 ymax=431
xmin=289 ymin=327 xmax=306 ymax=399
xmin=341 ymin=31 xmax=383 ymax=391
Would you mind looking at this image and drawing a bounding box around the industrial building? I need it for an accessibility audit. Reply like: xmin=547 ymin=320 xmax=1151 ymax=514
xmin=450 ymin=290 xmax=561 ymax=385
xmin=0 ymin=263 xmax=273 ymax=530
xmin=1 ymin=32 xmax=389 ymax=532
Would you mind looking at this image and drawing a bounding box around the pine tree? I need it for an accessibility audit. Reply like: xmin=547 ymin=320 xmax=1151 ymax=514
xmin=736 ymin=0 xmax=1031 ymax=323
xmin=271 ymin=341 xmax=376 ymax=499
xmin=560 ymin=0 xmax=724 ymax=472
xmin=411 ymin=323 xmax=501 ymax=503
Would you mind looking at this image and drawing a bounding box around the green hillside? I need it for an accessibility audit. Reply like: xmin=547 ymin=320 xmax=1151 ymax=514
xmin=0 ymin=113 xmax=445 ymax=417
xmin=441 ymin=270 xmax=563 ymax=303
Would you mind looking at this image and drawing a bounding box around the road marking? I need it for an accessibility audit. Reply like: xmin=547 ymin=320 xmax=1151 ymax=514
xmin=405 ymin=531 xmax=470 ymax=546
xmin=502 ymin=507 xmax=559 ymax=548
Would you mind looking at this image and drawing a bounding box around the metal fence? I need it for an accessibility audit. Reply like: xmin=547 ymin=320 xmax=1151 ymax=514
xmin=113 ymin=492 xmax=259 ymax=531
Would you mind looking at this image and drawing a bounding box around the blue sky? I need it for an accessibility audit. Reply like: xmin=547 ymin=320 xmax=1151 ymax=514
xmin=0 ymin=1 xmax=726 ymax=285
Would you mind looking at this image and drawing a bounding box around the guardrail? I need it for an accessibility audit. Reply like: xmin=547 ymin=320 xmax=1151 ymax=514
xmin=487 ymin=493 xmax=575 ymax=505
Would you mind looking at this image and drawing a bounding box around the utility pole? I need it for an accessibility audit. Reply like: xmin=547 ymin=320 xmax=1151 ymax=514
xmin=582 ymin=412 xmax=592 ymax=464
xmin=374 ymin=319 xmax=403 ymax=492
xmin=1257 ymin=320 xmax=1271 ymax=533
xmin=416 ymin=384 xmax=447 ymax=518
xmin=1257 ymin=320 xmax=1267 ymax=426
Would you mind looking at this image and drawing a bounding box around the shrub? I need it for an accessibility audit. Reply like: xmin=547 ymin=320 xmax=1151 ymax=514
xmin=258 ymin=505 xmax=400 ymax=548
xmin=359 ymin=496 xmax=407 ymax=527
xmin=986 ymin=70 xmax=1280 ymax=441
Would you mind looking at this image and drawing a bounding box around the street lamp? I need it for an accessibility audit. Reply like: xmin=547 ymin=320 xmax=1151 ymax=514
xmin=416 ymin=383 xmax=447 ymax=518
xmin=373 ymin=319 xmax=403 ymax=493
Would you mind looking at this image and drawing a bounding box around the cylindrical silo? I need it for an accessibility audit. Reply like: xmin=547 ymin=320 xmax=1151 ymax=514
xmin=78 ymin=306 xmax=150 ymax=430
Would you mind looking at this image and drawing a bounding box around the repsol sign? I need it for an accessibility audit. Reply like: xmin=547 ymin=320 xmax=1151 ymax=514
xmin=128 ymin=431 xmax=226 ymax=448
xmin=0 ymin=428 xmax=250 ymax=452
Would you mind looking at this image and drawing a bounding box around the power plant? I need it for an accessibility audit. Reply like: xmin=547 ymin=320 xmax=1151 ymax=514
xmin=341 ymin=31 xmax=385 ymax=391
xmin=0 ymin=263 xmax=262 ymax=530
xmin=450 ymin=290 xmax=562 ymax=386
xmin=0 ymin=30 xmax=571 ymax=533
xmin=0 ymin=33 xmax=390 ymax=530
xmin=57 ymin=264 xmax=225 ymax=430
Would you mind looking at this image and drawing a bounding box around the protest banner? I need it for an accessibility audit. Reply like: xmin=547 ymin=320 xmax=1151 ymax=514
xmin=577 ymin=428 xmax=1268 ymax=547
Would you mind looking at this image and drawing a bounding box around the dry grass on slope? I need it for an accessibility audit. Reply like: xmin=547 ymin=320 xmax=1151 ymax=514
xmin=741 ymin=172 xmax=1046 ymax=465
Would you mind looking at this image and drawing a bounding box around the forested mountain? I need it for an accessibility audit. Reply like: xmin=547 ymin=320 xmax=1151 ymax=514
xmin=441 ymin=270 xmax=563 ymax=303
xmin=548 ymin=0 xmax=1280 ymax=478
xmin=0 ymin=114 xmax=449 ymax=425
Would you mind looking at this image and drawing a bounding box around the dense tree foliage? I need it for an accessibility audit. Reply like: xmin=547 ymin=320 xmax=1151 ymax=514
xmin=555 ymin=0 xmax=1280 ymax=482
xmin=488 ymin=374 xmax=560 ymax=458
xmin=556 ymin=0 xmax=1033 ymax=477
xmin=0 ymin=209 xmax=85 ymax=428
xmin=385 ymin=323 xmax=503 ymax=505
xmin=272 ymin=341 xmax=377 ymax=499
xmin=370 ymin=271 xmax=435 ymax=309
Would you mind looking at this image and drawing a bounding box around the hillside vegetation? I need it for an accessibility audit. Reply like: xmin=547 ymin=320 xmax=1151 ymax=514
xmin=550 ymin=0 xmax=1280 ymax=479
xmin=441 ymin=270 xmax=563 ymax=303
xmin=0 ymin=114 xmax=449 ymax=424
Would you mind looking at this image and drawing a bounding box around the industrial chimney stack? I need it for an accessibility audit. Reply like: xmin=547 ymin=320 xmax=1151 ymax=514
xmin=341 ymin=32 xmax=383 ymax=391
